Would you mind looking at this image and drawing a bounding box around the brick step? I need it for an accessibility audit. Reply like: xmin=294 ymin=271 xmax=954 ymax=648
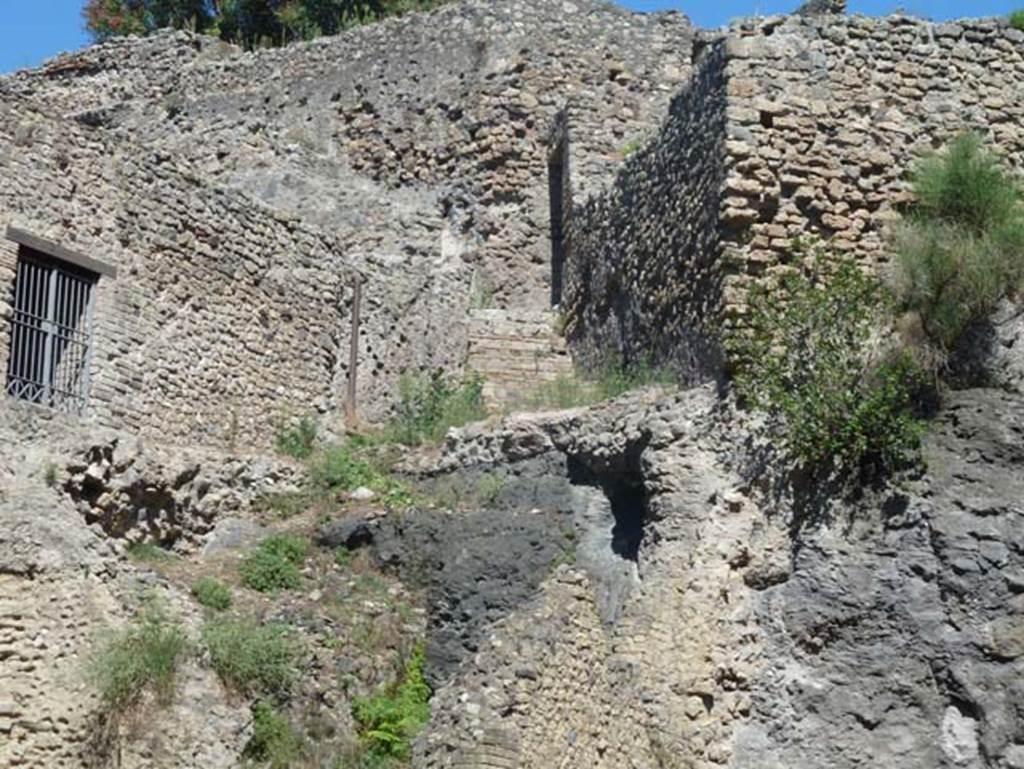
xmin=466 ymin=307 xmax=574 ymax=410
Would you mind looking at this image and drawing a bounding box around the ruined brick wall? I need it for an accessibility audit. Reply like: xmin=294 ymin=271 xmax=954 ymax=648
xmin=0 ymin=99 xmax=474 ymax=448
xmin=3 ymin=0 xmax=696 ymax=312
xmin=0 ymin=0 xmax=700 ymax=448
xmin=565 ymin=14 xmax=1024 ymax=369
xmin=564 ymin=40 xmax=728 ymax=383
xmin=720 ymin=14 xmax=1024 ymax=329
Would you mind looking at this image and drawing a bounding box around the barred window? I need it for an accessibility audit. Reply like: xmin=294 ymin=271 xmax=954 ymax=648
xmin=5 ymin=246 xmax=98 ymax=414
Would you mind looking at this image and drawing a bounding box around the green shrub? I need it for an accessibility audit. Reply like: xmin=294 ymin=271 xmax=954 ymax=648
xmin=310 ymin=444 xmax=413 ymax=510
xmin=1010 ymin=10 xmax=1024 ymax=31
xmin=518 ymin=358 xmax=674 ymax=411
xmin=732 ymin=254 xmax=925 ymax=477
xmin=90 ymin=599 xmax=187 ymax=711
xmin=202 ymin=619 xmax=299 ymax=698
xmin=244 ymin=700 xmax=305 ymax=769
xmin=239 ymin=534 xmax=309 ymax=593
xmin=192 ymin=577 xmax=232 ymax=611
xmin=275 ymin=415 xmax=318 ymax=459
xmin=335 ymin=546 xmax=353 ymax=569
xmin=352 ymin=645 xmax=431 ymax=760
xmin=386 ymin=371 xmax=487 ymax=446
xmin=126 ymin=541 xmax=174 ymax=563
xmin=893 ymin=133 xmax=1024 ymax=351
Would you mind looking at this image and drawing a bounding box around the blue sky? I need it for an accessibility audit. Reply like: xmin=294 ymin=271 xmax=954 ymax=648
xmin=0 ymin=1 xmax=1017 ymax=74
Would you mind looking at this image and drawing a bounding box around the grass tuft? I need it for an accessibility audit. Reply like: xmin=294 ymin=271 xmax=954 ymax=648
xmin=1010 ymin=9 xmax=1024 ymax=31
xmin=239 ymin=534 xmax=309 ymax=593
xmin=516 ymin=358 xmax=675 ymax=411
xmin=90 ymin=598 xmax=187 ymax=711
xmin=244 ymin=700 xmax=305 ymax=768
xmin=126 ymin=541 xmax=174 ymax=563
xmin=202 ymin=618 xmax=299 ymax=698
xmin=191 ymin=577 xmax=232 ymax=611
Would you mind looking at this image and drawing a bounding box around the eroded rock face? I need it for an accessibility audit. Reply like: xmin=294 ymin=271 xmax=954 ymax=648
xmin=62 ymin=436 xmax=301 ymax=549
xmin=413 ymin=385 xmax=1024 ymax=769
xmin=0 ymin=407 xmax=251 ymax=768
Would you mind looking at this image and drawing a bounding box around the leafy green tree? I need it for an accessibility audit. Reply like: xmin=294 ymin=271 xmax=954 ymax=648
xmin=85 ymin=0 xmax=447 ymax=45
xmin=83 ymin=0 xmax=215 ymax=40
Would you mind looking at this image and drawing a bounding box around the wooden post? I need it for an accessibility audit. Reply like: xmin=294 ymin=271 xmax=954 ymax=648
xmin=345 ymin=273 xmax=362 ymax=428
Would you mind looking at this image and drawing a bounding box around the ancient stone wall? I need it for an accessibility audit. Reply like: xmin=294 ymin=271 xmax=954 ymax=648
xmin=2 ymin=0 xmax=696 ymax=312
xmin=565 ymin=14 xmax=1024 ymax=367
xmin=719 ymin=14 xmax=1024 ymax=327
xmin=0 ymin=0 xmax=700 ymax=448
xmin=0 ymin=99 xmax=427 ymax=448
xmin=564 ymin=40 xmax=728 ymax=383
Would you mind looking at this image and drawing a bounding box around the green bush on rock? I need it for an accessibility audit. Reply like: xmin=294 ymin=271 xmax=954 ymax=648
xmin=240 ymin=534 xmax=309 ymax=592
xmin=732 ymin=253 xmax=926 ymax=478
xmin=202 ymin=618 xmax=299 ymax=698
xmin=893 ymin=132 xmax=1024 ymax=354
xmin=192 ymin=577 xmax=232 ymax=611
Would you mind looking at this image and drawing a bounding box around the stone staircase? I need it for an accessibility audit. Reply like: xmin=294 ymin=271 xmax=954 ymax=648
xmin=467 ymin=309 xmax=574 ymax=410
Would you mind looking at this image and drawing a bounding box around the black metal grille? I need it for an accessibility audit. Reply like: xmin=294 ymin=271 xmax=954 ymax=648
xmin=5 ymin=248 xmax=97 ymax=414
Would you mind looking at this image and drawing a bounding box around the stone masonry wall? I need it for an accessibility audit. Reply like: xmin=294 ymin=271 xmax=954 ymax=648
xmin=565 ymin=15 xmax=1024 ymax=368
xmin=719 ymin=14 xmax=1024 ymax=327
xmin=0 ymin=0 xmax=701 ymax=449
xmin=564 ymin=40 xmax=728 ymax=383
xmin=0 ymin=99 xmax=409 ymax=448
xmin=2 ymin=0 xmax=697 ymax=312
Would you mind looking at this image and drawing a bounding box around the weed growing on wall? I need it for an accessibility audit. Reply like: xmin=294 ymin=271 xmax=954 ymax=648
xmin=352 ymin=644 xmax=431 ymax=761
xmin=386 ymin=371 xmax=487 ymax=446
xmin=892 ymin=132 xmax=1024 ymax=354
xmin=202 ymin=618 xmax=299 ymax=698
xmin=239 ymin=534 xmax=309 ymax=592
xmin=90 ymin=598 xmax=188 ymax=711
xmin=1010 ymin=10 xmax=1024 ymax=31
xmin=732 ymin=254 xmax=926 ymax=478
xmin=275 ymin=415 xmax=318 ymax=459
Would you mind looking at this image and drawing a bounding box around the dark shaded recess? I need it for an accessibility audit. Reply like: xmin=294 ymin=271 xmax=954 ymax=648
xmin=568 ymin=455 xmax=648 ymax=562
xmin=319 ymin=458 xmax=579 ymax=688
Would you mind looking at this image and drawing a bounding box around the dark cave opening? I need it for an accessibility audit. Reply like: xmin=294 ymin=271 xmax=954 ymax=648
xmin=568 ymin=455 xmax=649 ymax=563
xmin=608 ymin=476 xmax=647 ymax=561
